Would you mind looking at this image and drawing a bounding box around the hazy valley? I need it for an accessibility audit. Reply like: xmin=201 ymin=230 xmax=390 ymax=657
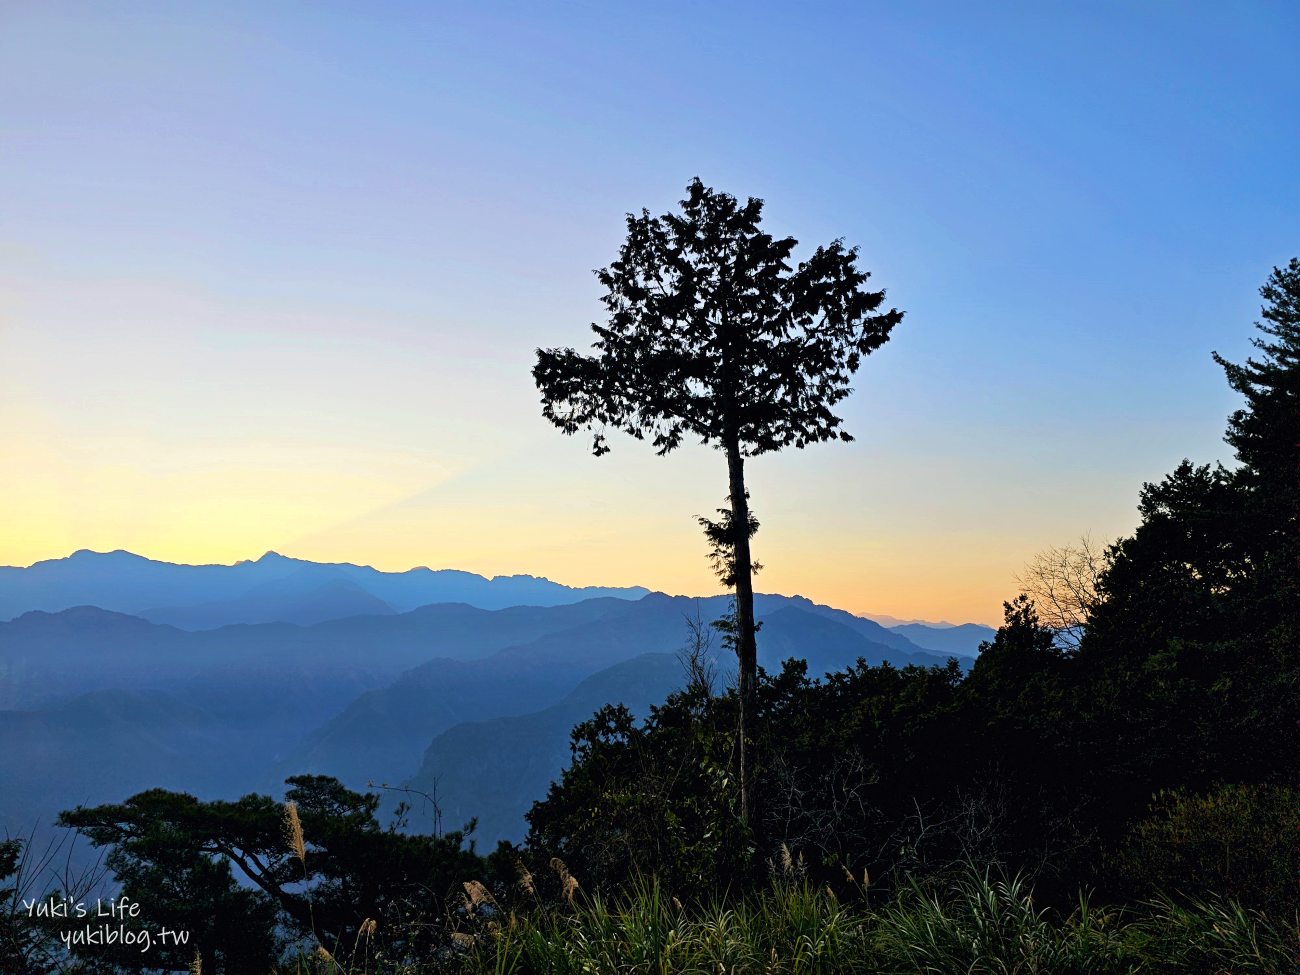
xmin=0 ymin=550 xmax=989 ymax=846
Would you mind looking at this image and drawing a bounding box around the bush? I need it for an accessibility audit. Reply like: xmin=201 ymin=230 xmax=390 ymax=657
xmin=1113 ymin=784 xmax=1300 ymax=909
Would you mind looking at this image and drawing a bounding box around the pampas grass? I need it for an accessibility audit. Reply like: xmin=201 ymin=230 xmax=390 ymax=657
xmin=549 ymin=857 xmax=580 ymax=904
xmin=284 ymin=800 xmax=307 ymax=868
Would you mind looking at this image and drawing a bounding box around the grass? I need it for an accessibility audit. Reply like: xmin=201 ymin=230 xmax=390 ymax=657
xmin=276 ymin=866 xmax=1299 ymax=975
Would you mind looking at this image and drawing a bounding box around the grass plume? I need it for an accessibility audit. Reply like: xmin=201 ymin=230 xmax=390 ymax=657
xmin=283 ymin=800 xmax=306 ymax=869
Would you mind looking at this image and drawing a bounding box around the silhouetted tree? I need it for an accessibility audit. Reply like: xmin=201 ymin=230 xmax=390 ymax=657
xmin=1074 ymin=259 xmax=1300 ymax=840
xmin=59 ymin=776 xmax=494 ymax=971
xmin=1014 ymin=535 xmax=1105 ymax=650
xmin=0 ymin=839 xmax=27 ymax=975
xmin=533 ymin=178 xmax=902 ymax=826
xmin=1213 ymin=257 xmax=1300 ymax=515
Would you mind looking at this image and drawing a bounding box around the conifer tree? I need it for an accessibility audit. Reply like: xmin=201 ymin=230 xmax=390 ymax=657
xmin=533 ymin=178 xmax=902 ymax=825
xmin=1213 ymin=258 xmax=1300 ymax=532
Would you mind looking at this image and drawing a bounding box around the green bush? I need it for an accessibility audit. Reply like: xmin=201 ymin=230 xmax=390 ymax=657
xmin=500 ymin=875 xmax=875 ymax=975
xmin=1113 ymin=784 xmax=1300 ymax=909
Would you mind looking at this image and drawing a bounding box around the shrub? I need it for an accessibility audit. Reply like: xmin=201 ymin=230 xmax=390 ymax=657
xmin=1113 ymin=784 xmax=1300 ymax=909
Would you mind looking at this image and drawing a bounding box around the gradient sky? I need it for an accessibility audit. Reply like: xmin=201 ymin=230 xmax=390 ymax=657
xmin=2 ymin=2 xmax=1296 ymax=624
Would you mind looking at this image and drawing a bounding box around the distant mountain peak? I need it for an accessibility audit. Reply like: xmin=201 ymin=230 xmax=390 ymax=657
xmin=68 ymin=548 xmax=147 ymax=562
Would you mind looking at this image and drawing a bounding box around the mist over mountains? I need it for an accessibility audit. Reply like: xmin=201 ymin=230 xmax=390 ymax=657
xmin=0 ymin=551 xmax=993 ymax=845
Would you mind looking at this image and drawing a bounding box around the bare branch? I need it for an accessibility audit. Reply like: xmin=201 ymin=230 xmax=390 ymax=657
xmin=1014 ymin=534 xmax=1107 ymax=650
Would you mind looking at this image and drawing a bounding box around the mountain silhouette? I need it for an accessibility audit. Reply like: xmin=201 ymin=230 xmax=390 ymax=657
xmin=890 ymin=622 xmax=996 ymax=657
xmin=0 ymin=549 xmax=650 ymax=626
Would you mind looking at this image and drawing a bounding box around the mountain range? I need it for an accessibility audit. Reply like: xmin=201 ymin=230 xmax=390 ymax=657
xmin=0 ymin=549 xmax=651 ymax=627
xmin=0 ymin=552 xmax=995 ymax=847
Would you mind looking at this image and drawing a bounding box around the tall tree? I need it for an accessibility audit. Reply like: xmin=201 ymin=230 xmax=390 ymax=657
xmin=533 ymin=178 xmax=902 ymax=826
xmin=1213 ymin=258 xmax=1300 ymax=553
xmin=1075 ymin=259 xmax=1300 ymax=826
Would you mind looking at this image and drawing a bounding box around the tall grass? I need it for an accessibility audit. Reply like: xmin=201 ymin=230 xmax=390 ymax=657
xmin=501 ymin=875 xmax=870 ymax=975
xmin=873 ymin=870 xmax=1130 ymax=974
xmin=275 ymin=864 xmax=1299 ymax=974
xmin=1129 ymin=893 xmax=1299 ymax=975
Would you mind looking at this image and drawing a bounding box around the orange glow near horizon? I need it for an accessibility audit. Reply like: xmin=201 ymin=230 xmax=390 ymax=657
xmin=0 ymin=419 xmax=1141 ymax=627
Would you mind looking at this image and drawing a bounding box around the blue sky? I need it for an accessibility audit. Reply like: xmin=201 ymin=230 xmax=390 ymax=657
xmin=2 ymin=1 xmax=1295 ymax=622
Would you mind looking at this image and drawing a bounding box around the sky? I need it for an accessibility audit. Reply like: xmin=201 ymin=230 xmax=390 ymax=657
xmin=1 ymin=1 xmax=1296 ymax=625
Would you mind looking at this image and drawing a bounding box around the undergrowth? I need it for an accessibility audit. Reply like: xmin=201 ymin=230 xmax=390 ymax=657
xmin=276 ymin=864 xmax=1299 ymax=975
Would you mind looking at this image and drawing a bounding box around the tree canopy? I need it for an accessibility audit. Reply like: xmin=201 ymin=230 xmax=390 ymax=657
xmin=533 ymin=178 xmax=902 ymax=459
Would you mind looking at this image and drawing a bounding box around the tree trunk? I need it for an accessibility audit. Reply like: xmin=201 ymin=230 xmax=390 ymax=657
xmin=725 ymin=437 xmax=758 ymax=829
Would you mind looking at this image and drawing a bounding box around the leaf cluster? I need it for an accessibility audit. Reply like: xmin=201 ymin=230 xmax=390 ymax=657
xmin=534 ymin=178 xmax=902 ymax=457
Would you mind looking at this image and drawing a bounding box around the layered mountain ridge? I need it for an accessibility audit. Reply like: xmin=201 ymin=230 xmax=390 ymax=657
xmin=0 ymin=549 xmax=652 ymax=626
xmin=0 ymin=551 xmax=994 ymax=846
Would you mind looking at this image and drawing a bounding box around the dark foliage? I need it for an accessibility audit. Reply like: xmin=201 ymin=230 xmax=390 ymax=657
xmin=532 ymin=178 xmax=902 ymax=461
xmin=1112 ymin=784 xmax=1300 ymax=910
xmin=0 ymin=840 xmax=24 ymax=975
xmin=56 ymin=776 xmax=500 ymax=973
xmin=524 ymin=612 xmax=1092 ymax=900
xmin=534 ymin=178 xmax=902 ymax=826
